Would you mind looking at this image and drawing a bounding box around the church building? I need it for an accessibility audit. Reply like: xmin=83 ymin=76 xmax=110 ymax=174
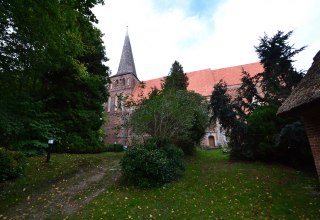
xmin=104 ymin=32 xmax=263 ymax=147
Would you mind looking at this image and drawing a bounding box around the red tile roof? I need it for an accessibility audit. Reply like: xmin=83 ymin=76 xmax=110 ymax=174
xmin=132 ymin=62 xmax=263 ymax=100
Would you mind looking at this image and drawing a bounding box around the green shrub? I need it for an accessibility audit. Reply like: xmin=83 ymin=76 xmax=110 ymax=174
xmin=103 ymin=144 xmax=124 ymax=152
xmin=239 ymin=105 xmax=285 ymax=161
xmin=11 ymin=140 xmax=47 ymax=156
xmin=275 ymin=121 xmax=315 ymax=170
xmin=0 ymin=148 xmax=26 ymax=181
xmin=121 ymin=137 xmax=185 ymax=188
xmin=53 ymin=133 xmax=104 ymax=153
xmin=232 ymin=106 xmax=315 ymax=171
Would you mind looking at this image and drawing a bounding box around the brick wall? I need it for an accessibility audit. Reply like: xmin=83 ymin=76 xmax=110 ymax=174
xmin=104 ymin=73 xmax=139 ymax=145
xmin=303 ymin=113 xmax=320 ymax=178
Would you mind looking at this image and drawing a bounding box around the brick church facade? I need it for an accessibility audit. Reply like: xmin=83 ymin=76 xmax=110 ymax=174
xmin=104 ymin=32 xmax=263 ymax=147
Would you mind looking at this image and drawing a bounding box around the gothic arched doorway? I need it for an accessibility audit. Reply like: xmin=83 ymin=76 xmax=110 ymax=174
xmin=208 ymin=136 xmax=215 ymax=148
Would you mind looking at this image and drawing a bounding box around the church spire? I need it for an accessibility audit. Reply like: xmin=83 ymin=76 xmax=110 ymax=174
xmin=116 ymin=29 xmax=137 ymax=76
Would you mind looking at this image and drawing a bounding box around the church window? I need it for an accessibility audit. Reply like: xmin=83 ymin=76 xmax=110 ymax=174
xmin=122 ymin=78 xmax=125 ymax=85
xmin=127 ymin=78 xmax=130 ymax=85
xmin=121 ymin=99 xmax=125 ymax=112
xmin=114 ymin=96 xmax=118 ymax=111
xmin=107 ymin=97 xmax=111 ymax=112
xmin=110 ymin=83 xmax=113 ymax=90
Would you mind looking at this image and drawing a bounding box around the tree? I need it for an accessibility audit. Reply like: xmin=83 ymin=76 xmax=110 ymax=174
xmin=209 ymin=80 xmax=236 ymax=133
xmin=245 ymin=105 xmax=285 ymax=160
xmin=130 ymin=90 xmax=208 ymax=155
xmin=209 ymin=31 xmax=314 ymax=168
xmin=255 ymin=30 xmax=306 ymax=105
xmin=209 ymin=80 xmax=247 ymax=155
xmin=234 ymin=69 xmax=261 ymax=117
xmin=162 ymin=61 xmax=188 ymax=91
xmin=0 ymin=0 xmax=109 ymax=153
xmin=42 ymin=14 xmax=109 ymax=152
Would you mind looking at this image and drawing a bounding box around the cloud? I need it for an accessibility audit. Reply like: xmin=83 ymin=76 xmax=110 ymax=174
xmin=93 ymin=0 xmax=320 ymax=80
xmin=207 ymin=0 xmax=320 ymax=71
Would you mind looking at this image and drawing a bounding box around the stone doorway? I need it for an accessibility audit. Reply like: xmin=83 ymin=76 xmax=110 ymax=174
xmin=208 ymin=136 xmax=215 ymax=148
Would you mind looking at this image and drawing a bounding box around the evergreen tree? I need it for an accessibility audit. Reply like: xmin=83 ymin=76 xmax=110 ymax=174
xmin=163 ymin=61 xmax=188 ymax=91
xmin=209 ymin=80 xmax=248 ymax=154
xmin=209 ymin=80 xmax=236 ymax=133
xmin=255 ymin=30 xmax=306 ymax=105
xmin=209 ymin=31 xmax=313 ymax=168
xmin=234 ymin=69 xmax=261 ymax=117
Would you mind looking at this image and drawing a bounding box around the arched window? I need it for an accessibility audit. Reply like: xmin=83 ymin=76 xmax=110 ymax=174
xmin=127 ymin=78 xmax=130 ymax=86
xmin=122 ymin=78 xmax=125 ymax=85
xmin=114 ymin=96 xmax=118 ymax=111
xmin=107 ymin=97 xmax=111 ymax=112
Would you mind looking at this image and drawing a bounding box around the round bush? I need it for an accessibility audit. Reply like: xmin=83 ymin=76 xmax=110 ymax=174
xmin=120 ymin=138 xmax=185 ymax=188
xmin=0 ymin=148 xmax=26 ymax=181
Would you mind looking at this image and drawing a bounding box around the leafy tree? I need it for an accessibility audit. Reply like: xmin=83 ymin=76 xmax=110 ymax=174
xmin=42 ymin=14 xmax=109 ymax=152
xmin=162 ymin=60 xmax=188 ymax=91
xmin=130 ymin=90 xmax=208 ymax=155
xmin=255 ymin=30 xmax=306 ymax=105
xmin=0 ymin=0 xmax=109 ymax=153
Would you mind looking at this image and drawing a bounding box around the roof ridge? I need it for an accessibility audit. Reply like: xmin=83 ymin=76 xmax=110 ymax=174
xmin=210 ymin=62 xmax=261 ymax=72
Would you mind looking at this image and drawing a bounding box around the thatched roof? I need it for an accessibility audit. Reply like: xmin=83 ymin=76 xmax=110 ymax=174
xmin=277 ymin=50 xmax=320 ymax=115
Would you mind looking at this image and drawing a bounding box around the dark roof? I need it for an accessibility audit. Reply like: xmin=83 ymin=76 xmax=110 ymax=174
xmin=277 ymin=50 xmax=320 ymax=115
xmin=116 ymin=31 xmax=137 ymax=77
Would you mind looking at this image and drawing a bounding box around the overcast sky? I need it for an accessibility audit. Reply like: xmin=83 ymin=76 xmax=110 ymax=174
xmin=93 ymin=0 xmax=320 ymax=81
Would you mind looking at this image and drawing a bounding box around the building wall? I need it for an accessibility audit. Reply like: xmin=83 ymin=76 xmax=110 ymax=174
xmin=104 ymin=76 xmax=229 ymax=147
xmin=303 ymin=112 xmax=320 ymax=178
xmin=200 ymin=121 xmax=227 ymax=148
xmin=104 ymin=73 xmax=139 ymax=145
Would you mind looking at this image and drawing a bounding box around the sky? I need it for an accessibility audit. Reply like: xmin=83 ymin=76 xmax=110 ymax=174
xmin=93 ymin=0 xmax=320 ymax=81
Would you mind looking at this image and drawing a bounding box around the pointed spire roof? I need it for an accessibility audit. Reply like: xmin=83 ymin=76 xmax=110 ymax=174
xmin=116 ymin=29 xmax=137 ymax=76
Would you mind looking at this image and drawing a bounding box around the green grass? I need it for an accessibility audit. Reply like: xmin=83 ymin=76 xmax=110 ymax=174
xmin=1 ymin=149 xmax=319 ymax=219
xmin=0 ymin=152 xmax=121 ymax=214
xmin=72 ymin=149 xmax=320 ymax=219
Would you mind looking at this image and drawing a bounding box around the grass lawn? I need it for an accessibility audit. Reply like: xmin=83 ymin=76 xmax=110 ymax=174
xmin=72 ymin=150 xmax=320 ymax=220
xmin=0 ymin=152 xmax=122 ymax=215
xmin=1 ymin=149 xmax=319 ymax=219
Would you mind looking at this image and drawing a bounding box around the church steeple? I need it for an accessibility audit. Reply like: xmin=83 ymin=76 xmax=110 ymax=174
xmin=116 ymin=29 xmax=137 ymax=76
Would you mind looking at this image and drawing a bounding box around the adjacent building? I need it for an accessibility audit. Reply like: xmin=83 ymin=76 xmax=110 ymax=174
xmin=278 ymin=50 xmax=320 ymax=178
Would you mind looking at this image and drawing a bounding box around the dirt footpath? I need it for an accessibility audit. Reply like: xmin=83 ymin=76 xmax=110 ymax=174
xmin=5 ymin=157 xmax=121 ymax=220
